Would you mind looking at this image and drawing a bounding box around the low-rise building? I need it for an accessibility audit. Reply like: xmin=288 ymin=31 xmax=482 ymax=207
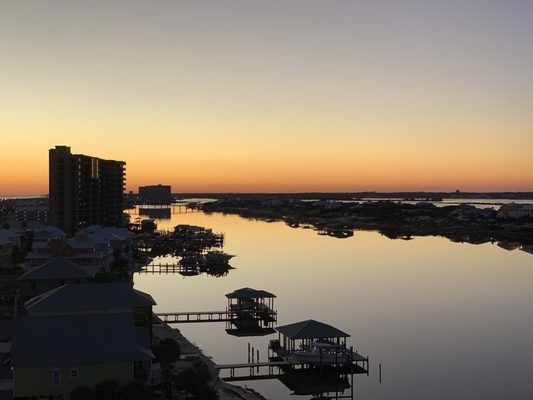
xmin=12 ymin=282 xmax=157 ymax=399
xmin=12 ymin=313 xmax=153 ymax=400
xmin=138 ymin=185 xmax=172 ymax=204
xmin=27 ymin=225 xmax=133 ymax=269
xmin=27 ymin=228 xmax=113 ymax=270
xmin=79 ymin=225 xmax=134 ymax=262
xmin=14 ymin=198 xmax=48 ymax=224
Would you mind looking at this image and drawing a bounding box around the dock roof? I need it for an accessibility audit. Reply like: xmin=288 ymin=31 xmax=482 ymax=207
xmin=276 ymin=319 xmax=350 ymax=339
xmin=225 ymin=287 xmax=276 ymax=299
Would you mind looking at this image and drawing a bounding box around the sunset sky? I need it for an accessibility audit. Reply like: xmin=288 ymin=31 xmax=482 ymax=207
xmin=1 ymin=1 xmax=532 ymax=195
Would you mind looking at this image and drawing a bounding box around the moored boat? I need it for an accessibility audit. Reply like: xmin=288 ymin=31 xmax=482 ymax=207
xmin=291 ymin=342 xmax=351 ymax=365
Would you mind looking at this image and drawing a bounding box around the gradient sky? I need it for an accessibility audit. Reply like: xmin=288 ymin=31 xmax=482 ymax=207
xmin=1 ymin=0 xmax=532 ymax=194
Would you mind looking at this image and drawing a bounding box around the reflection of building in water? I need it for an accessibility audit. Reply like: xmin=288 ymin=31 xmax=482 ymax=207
xmin=139 ymin=184 xmax=172 ymax=204
xmin=139 ymin=207 xmax=171 ymax=219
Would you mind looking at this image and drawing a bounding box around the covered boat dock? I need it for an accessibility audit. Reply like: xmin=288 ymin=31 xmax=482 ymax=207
xmin=225 ymin=287 xmax=277 ymax=336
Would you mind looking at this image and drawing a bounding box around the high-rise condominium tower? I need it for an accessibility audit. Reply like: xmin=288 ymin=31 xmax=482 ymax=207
xmin=48 ymin=146 xmax=125 ymax=236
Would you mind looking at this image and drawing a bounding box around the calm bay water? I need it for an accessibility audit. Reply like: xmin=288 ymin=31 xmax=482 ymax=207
xmin=132 ymin=208 xmax=533 ymax=399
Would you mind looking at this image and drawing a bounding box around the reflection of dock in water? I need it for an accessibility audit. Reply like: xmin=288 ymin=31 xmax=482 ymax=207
xmin=128 ymin=203 xmax=200 ymax=215
xmin=135 ymin=261 xmax=234 ymax=277
xmin=139 ymin=207 xmax=171 ymax=219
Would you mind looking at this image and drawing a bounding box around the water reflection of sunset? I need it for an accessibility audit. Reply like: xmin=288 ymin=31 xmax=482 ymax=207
xmin=133 ymin=208 xmax=533 ymax=399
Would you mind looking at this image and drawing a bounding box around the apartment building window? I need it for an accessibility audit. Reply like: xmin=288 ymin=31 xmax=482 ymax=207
xmin=71 ymin=368 xmax=78 ymax=378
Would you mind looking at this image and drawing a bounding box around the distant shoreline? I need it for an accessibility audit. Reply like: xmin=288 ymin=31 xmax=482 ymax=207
xmin=3 ymin=192 xmax=533 ymax=201
xmin=200 ymin=198 xmax=533 ymax=249
xmin=175 ymin=192 xmax=533 ymax=200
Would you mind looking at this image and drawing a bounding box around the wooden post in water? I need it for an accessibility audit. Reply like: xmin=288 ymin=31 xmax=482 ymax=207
xmin=257 ymin=349 xmax=260 ymax=372
xmin=379 ymin=363 xmax=382 ymax=384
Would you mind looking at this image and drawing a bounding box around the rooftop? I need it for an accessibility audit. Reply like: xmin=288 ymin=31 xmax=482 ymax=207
xmin=276 ymin=319 xmax=350 ymax=340
xmin=18 ymin=259 xmax=96 ymax=281
xmin=25 ymin=282 xmax=156 ymax=313
xmin=226 ymin=287 xmax=276 ymax=299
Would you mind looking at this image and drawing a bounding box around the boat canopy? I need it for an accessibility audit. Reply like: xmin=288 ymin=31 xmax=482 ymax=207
xmin=276 ymin=319 xmax=350 ymax=340
xmin=225 ymin=287 xmax=276 ymax=299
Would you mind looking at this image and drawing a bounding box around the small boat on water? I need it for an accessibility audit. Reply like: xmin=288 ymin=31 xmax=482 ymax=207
xmin=291 ymin=342 xmax=351 ymax=365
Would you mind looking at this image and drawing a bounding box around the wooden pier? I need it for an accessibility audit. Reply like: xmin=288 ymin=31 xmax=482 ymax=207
xmin=216 ymin=357 xmax=367 ymax=384
xmin=216 ymin=360 xmax=292 ymax=380
xmin=156 ymin=311 xmax=231 ymax=323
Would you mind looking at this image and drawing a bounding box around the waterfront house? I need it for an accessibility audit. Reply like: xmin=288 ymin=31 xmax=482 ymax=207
xmin=23 ymin=282 xmax=155 ymax=330
xmin=11 ymin=313 xmax=153 ymax=400
xmin=11 ymin=282 xmax=157 ymax=399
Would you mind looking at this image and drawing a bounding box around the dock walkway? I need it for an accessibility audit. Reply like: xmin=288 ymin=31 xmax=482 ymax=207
xmin=156 ymin=311 xmax=231 ymax=323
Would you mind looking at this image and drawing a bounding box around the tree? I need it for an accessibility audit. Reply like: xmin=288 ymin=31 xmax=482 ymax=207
xmin=94 ymin=380 xmax=120 ymax=400
xmin=72 ymin=380 xmax=152 ymax=400
xmin=175 ymin=362 xmax=218 ymax=400
xmin=152 ymin=338 xmax=181 ymax=365
xmin=70 ymin=386 xmax=95 ymax=400
xmin=117 ymin=381 xmax=152 ymax=400
xmin=175 ymin=368 xmax=201 ymax=399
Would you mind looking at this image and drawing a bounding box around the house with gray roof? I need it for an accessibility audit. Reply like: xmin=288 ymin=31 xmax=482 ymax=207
xmin=23 ymin=282 xmax=156 ymax=345
xmin=12 ymin=313 xmax=154 ymax=399
xmin=24 ymin=282 xmax=155 ymax=319
xmin=26 ymin=224 xmax=135 ymax=269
